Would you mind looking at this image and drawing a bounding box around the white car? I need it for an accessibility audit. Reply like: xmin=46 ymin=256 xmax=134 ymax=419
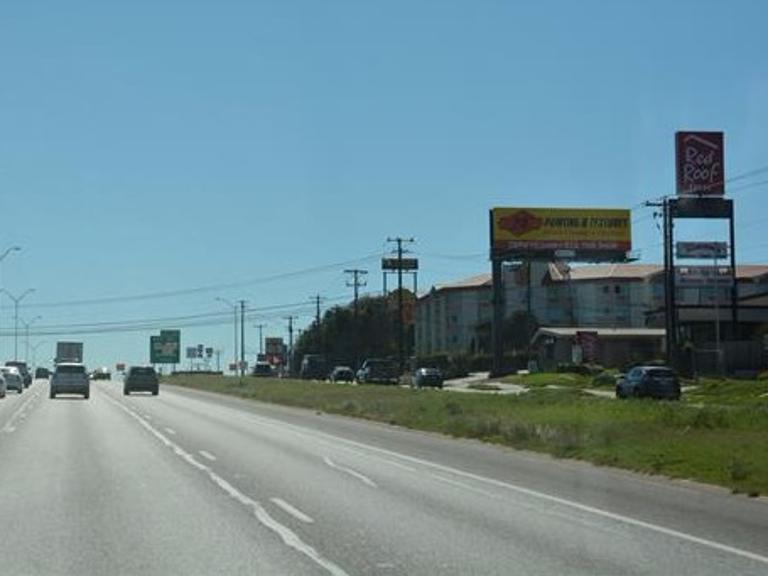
xmin=50 ymin=363 xmax=90 ymax=399
xmin=1 ymin=366 xmax=23 ymax=394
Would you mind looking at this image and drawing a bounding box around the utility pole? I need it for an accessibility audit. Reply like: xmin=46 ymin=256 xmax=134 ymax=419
xmin=21 ymin=315 xmax=42 ymax=363
xmin=2 ymin=288 xmax=35 ymax=361
xmin=216 ymin=297 xmax=239 ymax=375
xmin=310 ymin=294 xmax=325 ymax=354
xmin=0 ymin=246 xmax=21 ymax=360
xmin=285 ymin=316 xmax=298 ymax=375
xmin=386 ymin=237 xmax=414 ymax=375
xmin=239 ymin=299 xmax=247 ymax=377
xmin=344 ymin=269 xmax=368 ymax=369
xmin=254 ymin=324 xmax=265 ymax=354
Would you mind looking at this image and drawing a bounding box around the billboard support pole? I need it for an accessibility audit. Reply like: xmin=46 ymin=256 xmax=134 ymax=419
xmin=729 ymin=207 xmax=738 ymax=341
xmin=491 ymin=257 xmax=505 ymax=377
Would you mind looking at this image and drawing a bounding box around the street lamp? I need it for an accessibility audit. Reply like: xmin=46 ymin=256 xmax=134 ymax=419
xmin=0 ymin=245 xmax=21 ymax=358
xmin=1 ymin=288 xmax=35 ymax=361
xmin=21 ymin=315 xmax=42 ymax=363
xmin=216 ymin=297 xmax=238 ymax=375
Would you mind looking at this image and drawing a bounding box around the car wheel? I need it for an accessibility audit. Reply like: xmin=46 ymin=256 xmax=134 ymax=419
xmin=123 ymin=388 xmax=129 ymax=396
xmin=84 ymin=392 xmax=90 ymax=399
xmin=49 ymin=391 xmax=55 ymax=399
xmin=152 ymin=388 xmax=159 ymax=396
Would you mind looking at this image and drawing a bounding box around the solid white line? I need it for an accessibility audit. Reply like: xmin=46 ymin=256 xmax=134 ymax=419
xmin=216 ymin=407 xmax=768 ymax=567
xmin=270 ymin=498 xmax=315 ymax=524
xmin=1 ymin=389 xmax=40 ymax=434
xmin=101 ymin=394 xmax=348 ymax=576
xmin=323 ymin=456 xmax=377 ymax=488
xmin=164 ymin=427 xmax=177 ymax=435
xmin=199 ymin=450 xmax=217 ymax=462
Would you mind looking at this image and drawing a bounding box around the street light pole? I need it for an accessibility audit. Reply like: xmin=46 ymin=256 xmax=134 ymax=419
xmin=216 ymin=297 xmax=238 ymax=375
xmin=2 ymin=288 xmax=35 ymax=361
xmin=0 ymin=246 xmax=21 ymax=359
xmin=21 ymin=315 xmax=42 ymax=364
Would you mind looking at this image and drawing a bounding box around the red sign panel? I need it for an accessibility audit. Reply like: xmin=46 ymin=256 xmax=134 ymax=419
xmin=676 ymin=131 xmax=724 ymax=196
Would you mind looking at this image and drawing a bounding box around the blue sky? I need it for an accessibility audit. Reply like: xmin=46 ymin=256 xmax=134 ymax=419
xmin=1 ymin=0 xmax=767 ymax=368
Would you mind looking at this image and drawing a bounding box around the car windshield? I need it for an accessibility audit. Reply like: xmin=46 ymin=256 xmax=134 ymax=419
xmin=2 ymin=2 xmax=766 ymax=574
xmin=56 ymin=365 xmax=86 ymax=374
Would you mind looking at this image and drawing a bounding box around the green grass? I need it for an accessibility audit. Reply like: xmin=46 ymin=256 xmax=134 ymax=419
xmin=166 ymin=374 xmax=768 ymax=496
xmin=500 ymin=372 xmax=593 ymax=388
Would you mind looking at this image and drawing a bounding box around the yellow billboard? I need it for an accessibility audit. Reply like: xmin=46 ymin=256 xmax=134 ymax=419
xmin=491 ymin=207 xmax=631 ymax=256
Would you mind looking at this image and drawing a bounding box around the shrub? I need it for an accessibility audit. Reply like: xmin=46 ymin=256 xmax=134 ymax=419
xmin=591 ymin=371 xmax=617 ymax=388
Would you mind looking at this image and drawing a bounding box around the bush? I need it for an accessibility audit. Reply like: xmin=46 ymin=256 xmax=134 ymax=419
xmin=591 ymin=371 xmax=617 ymax=388
xmin=557 ymin=363 xmax=604 ymax=376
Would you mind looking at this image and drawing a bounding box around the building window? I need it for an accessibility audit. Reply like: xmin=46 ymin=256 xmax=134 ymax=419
xmin=614 ymin=285 xmax=621 ymax=294
xmin=602 ymin=285 xmax=610 ymax=294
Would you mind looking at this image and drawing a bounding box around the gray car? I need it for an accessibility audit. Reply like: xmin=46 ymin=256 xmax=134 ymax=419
xmin=1 ymin=367 xmax=23 ymax=394
xmin=123 ymin=366 xmax=159 ymax=396
xmin=50 ymin=363 xmax=90 ymax=399
xmin=616 ymin=366 xmax=680 ymax=400
xmin=412 ymin=367 xmax=444 ymax=389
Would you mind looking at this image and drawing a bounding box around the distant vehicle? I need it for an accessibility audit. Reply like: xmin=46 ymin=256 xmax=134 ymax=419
xmin=616 ymin=366 xmax=680 ymax=400
xmin=35 ymin=367 xmax=51 ymax=379
xmin=5 ymin=361 xmax=32 ymax=387
xmin=55 ymin=341 xmax=83 ymax=364
xmin=329 ymin=366 xmax=354 ymax=383
xmin=91 ymin=367 xmax=111 ymax=380
xmin=300 ymin=354 xmax=327 ymax=380
xmin=251 ymin=362 xmax=273 ymax=377
xmin=356 ymin=358 xmax=399 ymax=385
xmin=123 ymin=366 xmax=159 ymax=396
xmin=0 ymin=373 xmax=6 ymax=398
xmin=412 ymin=367 xmax=444 ymax=389
xmin=50 ymin=363 xmax=90 ymax=399
xmin=1 ymin=367 xmax=23 ymax=394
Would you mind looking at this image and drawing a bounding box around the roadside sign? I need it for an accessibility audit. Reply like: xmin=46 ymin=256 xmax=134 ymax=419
xmin=205 ymin=347 xmax=214 ymax=358
xmin=382 ymin=258 xmax=419 ymax=271
xmin=150 ymin=330 xmax=181 ymax=364
xmin=186 ymin=347 xmax=198 ymax=359
xmin=676 ymin=241 xmax=728 ymax=259
xmin=576 ymin=331 xmax=599 ymax=363
xmin=228 ymin=362 xmax=237 ymax=371
xmin=675 ymin=265 xmax=733 ymax=287
xmin=675 ymin=131 xmax=724 ymax=196
xmin=116 ymin=363 xmax=126 ymax=372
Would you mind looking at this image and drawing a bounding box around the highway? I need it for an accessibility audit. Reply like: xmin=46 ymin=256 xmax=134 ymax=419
xmin=0 ymin=379 xmax=766 ymax=575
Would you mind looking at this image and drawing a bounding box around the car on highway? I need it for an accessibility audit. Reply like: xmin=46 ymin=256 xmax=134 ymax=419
xmin=90 ymin=367 xmax=111 ymax=380
xmin=615 ymin=365 xmax=681 ymax=400
xmin=356 ymin=358 xmax=399 ymax=385
xmin=50 ymin=363 xmax=90 ymax=399
xmin=251 ymin=361 xmax=273 ymax=377
xmin=34 ymin=367 xmax=51 ymax=379
xmin=0 ymin=373 xmax=6 ymax=398
xmin=1 ymin=366 xmax=23 ymax=394
xmin=329 ymin=366 xmax=355 ymax=383
xmin=412 ymin=367 xmax=444 ymax=389
xmin=123 ymin=366 xmax=159 ymax=396
xmin=5 ymin=361 xmax=32 ymax=387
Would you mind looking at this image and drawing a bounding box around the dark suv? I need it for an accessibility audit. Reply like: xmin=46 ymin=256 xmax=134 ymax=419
xmin=616 ymin=366 xmax=680 ymax=400
xmin=356 ymin=359 xmax=399 ymax=385
xmin=123 ymin=366 xmax=159 ymax=396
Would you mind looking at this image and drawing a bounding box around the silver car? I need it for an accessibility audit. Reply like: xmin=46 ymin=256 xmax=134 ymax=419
xmin=50 ymin=363 xmax=90 ymax=399
xmin=1 ymin=367 xmax=23 ymax=394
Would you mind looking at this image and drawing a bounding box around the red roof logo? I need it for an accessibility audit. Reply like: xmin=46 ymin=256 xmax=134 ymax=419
xmin=498 ymin=210 xmax=543 ymax=236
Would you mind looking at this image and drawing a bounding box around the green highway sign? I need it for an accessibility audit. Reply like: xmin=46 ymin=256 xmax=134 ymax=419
xmin=150 ymin=330 xmax=181 ymax=364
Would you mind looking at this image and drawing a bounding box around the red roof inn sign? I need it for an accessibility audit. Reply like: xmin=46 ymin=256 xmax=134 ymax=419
xmin=676 ymin=131 xmax=724 ymax=196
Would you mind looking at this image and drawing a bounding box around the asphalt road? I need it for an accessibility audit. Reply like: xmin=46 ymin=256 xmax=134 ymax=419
xmin=0 ymin=379 xmax=766 ymax=575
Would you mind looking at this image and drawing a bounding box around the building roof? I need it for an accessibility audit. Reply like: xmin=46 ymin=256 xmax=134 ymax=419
xmin=433 ymin=273 xmax=492 ymax=291
xmin=548 ymin=263 xmax=768 ymax=282
xmin=533 ymin=327 xmax=666 ymax=340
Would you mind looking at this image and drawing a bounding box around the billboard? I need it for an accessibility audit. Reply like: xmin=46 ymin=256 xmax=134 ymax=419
xmin=265 ymin=337 xmax=284 ymax=355
xmin=490 ymin=207 xmax=631 ymax=260
xmin=675 ymin=131 xmax=724 ymax=196
xmin=676 ymin=242 xmax=727 ymax=260
xmin=382 ymin=258 xmax=418 ymax=271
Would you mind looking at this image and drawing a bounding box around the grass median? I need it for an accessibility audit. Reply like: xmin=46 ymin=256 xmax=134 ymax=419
xmin=165 ymin=374 xmax=768 ymax=496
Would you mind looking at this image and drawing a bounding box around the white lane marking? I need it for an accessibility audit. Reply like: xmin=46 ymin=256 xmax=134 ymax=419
xmin=199 ymin=450 xmax=217 ymax=462
xmin=427 ymin=473 xmax=498 ymax=499
xmin=323 ymin=456 xmax=377 ymax=488
xmin=270 ymin=498 xmax=315 ymax=524
xmin=209 ymin=406 xmax=768 ymax=567
xmin=102 ymin=394 xmax=348 ymax=576
xmin=164 ymin=427 xmax=176 ymax=435
xmin=1 ymin=389 xmax=40 ymax=434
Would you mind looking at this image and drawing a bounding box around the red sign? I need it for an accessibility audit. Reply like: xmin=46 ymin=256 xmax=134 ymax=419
xmin=676 ymin=131 xmax=724 ymax=196
xmin=116 ymin=363 xmax=126 ymax=372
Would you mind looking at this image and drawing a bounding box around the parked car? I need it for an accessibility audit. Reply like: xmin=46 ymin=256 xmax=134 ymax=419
xmin=329 ymin=366 xmax=355 ymax=383
xmin=412 ymin=367 xmax=444 ymax=389
xmin=0 ymin=373 xmax=6 ymax=398
xmin=356 ymin=358 xmax=399 ymax=385
xmin=616 ymin=366 xmax=680 ymax=400
xmin=252 ymin=361 xmax=273 ymax=377
xmin=50 ymin=363 xmax=90 ymax=399
xmin=92 ymin=367 xmax=112 ymax=380
xmin=300 ymin=354 xmax=327 ymax=380
xmin=5 ymin=361 xmax=32 ymax=387
xmin=123 ymin=366 xmax=159 ymax=396
xmin=34 ymin=367 xmax=50 ymax=379
xmin=1 ymin=366 xmax=23 ymax=394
